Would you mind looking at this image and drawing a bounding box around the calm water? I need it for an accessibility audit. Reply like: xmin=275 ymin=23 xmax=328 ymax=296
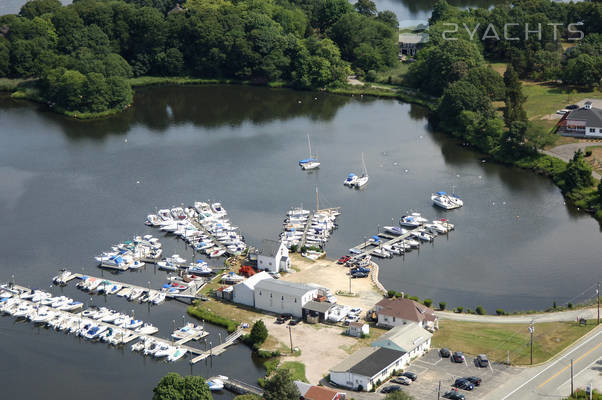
xmin=0 ymin=85 xmax=601 ymax=398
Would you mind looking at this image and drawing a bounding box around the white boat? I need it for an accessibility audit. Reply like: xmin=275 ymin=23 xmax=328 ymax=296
xmin=52 ymin=270 xmax=73 ymax=285
xmin=299 ymin=135 xmax=320 ymax=170
xmin=209 ymin=248 xmax=226 ymax=258
xmin=167 ymin=347 xmax=188 ymax=362
xmin=154 ymin=343 xmax=174 ymax=358
xmin=207 ymin=378 xmax=225 ymax=391
xmin=412 ymin=230 xmax=434 ymax=242
xmin=343 ymin=173 xmax=358 ymax=186
xmin=383 ymin=226 xmax=407 ymax=236
xmin=131 ymin=340 xmax=145 ymax=352
xmin=353 ymin=153 xmax=369 ymax=188
xmin=431 ymin=191 xmax=464 ymax=210
xmin=135 ymin=323 xmax=158 ymax=335
xmin=399 ymin=215 xmax=422 ymax=227
xmin=372 ymin=248 xmax=391 ymax=258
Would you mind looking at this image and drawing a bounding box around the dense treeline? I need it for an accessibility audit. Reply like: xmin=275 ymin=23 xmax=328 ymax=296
xmin=0 ymin=0 xmax=398 ymax=114
xmin=407 ymin=0 xmax=602 ymax=217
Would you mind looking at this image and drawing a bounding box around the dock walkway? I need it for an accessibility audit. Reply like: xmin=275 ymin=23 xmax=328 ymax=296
xmin=190 ymin=329 xmax=244 ymax=364
xmin=189 ymin=218 xmax=232 ymax=256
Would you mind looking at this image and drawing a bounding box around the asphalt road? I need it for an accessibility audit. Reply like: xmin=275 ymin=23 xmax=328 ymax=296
xmin=436 ymin=307 xmax=599 ymax=324
xmin=488 ymin=326 xmax=602 ymax=400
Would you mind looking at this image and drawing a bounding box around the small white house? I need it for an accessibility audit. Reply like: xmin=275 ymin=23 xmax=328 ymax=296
xmin=558 ymin=101 xmax=602 ymax=137
xmin=232 ymin=271 xmax=273 ymax=307
xmin=346 ymin=322 xmax=370 ymax=338
xmin=374 ymin=298 xmax=438 ymax=331
xmin=257 ymin=239 xmax=290 ymax=273
xmin=253 ymin=279 xmax=318 ymax=317
xmin=330 ymin=347 xmax=406 ymax=392
xmin=370 ymin=322 xmax=432 ymax=365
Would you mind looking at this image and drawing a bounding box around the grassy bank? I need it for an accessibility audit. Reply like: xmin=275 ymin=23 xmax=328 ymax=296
xmin=0 ymin=78 xmax=26 ymax=92
xmin=187 ymin=303 xmax=240 ymax=333
xmin=522 ymin=83 xmax=597 ymax=121
xmin=327 ymin=84 xmax=435 ymax=110
xmin=129 ymin=76 xmax=287 ymax=88
xmin=432 ymin=319 xmax=597 ymax=365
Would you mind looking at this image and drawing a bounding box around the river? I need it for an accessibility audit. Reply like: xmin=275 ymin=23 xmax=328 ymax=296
xmin=0 ymin=63 xmax=601 ymax=400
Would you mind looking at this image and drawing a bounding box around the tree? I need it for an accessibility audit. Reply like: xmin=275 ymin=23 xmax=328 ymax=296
xmin=354 ymin=0 xmax=377 ymax=17
xmin=152 ymin=372 xmax=213 ymax=400
xmin=463 ymin=66 xmax=505 ymax=101
xmin=503 ymin=65 xmax=527 ymax=127
xmin=384 ymin=391 xmax=415 ymax=400
xmin=249 ymin=320 xmax=268 ymax=346
xmin=475 ymin=305 xmax=486 ymax=315
xmin=263 ymin=369 xmax=300 ymax=400
xmin=561 ymin=149 xmax=594 ymax=192
xmin=438 ymin=302 xmax=446 ymax=310
xmin=0 ymin=38 xmax=9 ymax=77
xmin=423 ymin=298 xmax=433 ymax=308
xmin=376 ymin=11 xmax=398 ymax=29
xmin=563 ymin=54 xmax=602 ymax=87
xmin=437 ymin=80 xmax=494 ymax=131
xmin=233 ymin=395 xmax=262 ymax=400
xmin=19 ymin=0 xmax=62 ymax=19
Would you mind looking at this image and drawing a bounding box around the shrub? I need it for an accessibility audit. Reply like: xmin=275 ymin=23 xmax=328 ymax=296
xmin=366 ymin=70 xmax=377 ymax=82
xmin=476 ymin=306 xmax=486 ymax=315
xmin=423 ymin=298 xmax=433 ymax=307
xmin=456 ymin=306 xmax=464 ymax=313
xmin=387 ymin=289 xmax=397 ymax=298
xmin=439 ymin=302 xmax=446 ymax=310
xmin=496 ymin=309 xmax=505 ymax=315
xmin=585 ymin=150 xmax=592 ymax=157
xmin=249 ymin=320 xmax=268 ymax=346
xmin=568 ymin=303 xmax=573 ymax=309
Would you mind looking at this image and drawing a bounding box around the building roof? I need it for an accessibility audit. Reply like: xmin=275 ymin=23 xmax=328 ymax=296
xmin=294 ymin=381 xmax=312 ymax=397
xmin=566 ymin=106 xmax=602 ymax=126
xmin=371 ymin=322 xmax=432 ymax=353
xmin=303 ymin=300 xmax=334 ymax=314
xmin=376 ymin=298 xmax=437 ymax=323
xmin=235 ymin=271 xmax=273 ymax=291
xmin=331 ymin=347 xmax=405 ymax=377
xmin=349 ymin=322 xmax=365 ymax=328
xmin=304 ymin=385 xmax=343 ymax=400
xmin=255 ymin=279 xmax=316 ymax=297
xmin=398 ymin=32 xmax=429 ymax=44
xmin=260 ymin=239 xmax=284 ymax=257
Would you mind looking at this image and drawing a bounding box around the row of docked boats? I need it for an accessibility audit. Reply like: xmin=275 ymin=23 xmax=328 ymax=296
xmin=75 ymin=275 xmax=166 ymax=305
xmin=145 ymin=202 xmax=246 ymax=257
xmin=280 ymin=207 xmax=341 ymax=250
xmin=131 ymin=337 xmax=189 ymax=362
xmin=157 ymin=256 xmax=213 ymax=277
xmin=347 ymin=213 xmax=455 ymax=259
xmin=95 ymin=234 xmax=162 ymax=271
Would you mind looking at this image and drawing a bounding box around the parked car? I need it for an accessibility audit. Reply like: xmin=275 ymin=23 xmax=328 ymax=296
xmin=452 ymin=351 xmax=465 ymax=363
xmin=351 ymin=272 xmax=368 ymax=278
xmin=440 ymin=347 xmax=451 ymax=358
xmin=402 ymin=371 xmax=417 ymax=381
xmin=465 ymin=376 xmax=482 ymax=386
xmin=453 ymin=378 xmax=474 ymax=391
xmin=337 ymin=255 xmax=351 ymax=264
xmin=280 ymin=314 xmax=292 ymax=321
xmin=566 ymin=104 xmax=579 ymax=110
xmin=275 ymin=317 xmax=285 ymax=324
xmin=288 ymin=318 xmax=301 ymax=326
xmin=443 ymin=391 xmax=466 ymax=400
xmin=391 ymin=376 xmax=411 ymax=385
xmin=476 ymin=354 xmax=489 ymax=368
xmin=380 ymin=385 xmax=402 ymax=393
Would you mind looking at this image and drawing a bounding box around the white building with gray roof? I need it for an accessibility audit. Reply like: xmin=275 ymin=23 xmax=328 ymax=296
xmin=253 ymin=279 xmax=318 ymax=317
xmin=257 ymin=239 xmax=290 ymax=273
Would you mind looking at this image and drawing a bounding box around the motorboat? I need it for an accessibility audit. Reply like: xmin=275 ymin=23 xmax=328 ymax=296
xmin=431 ymin=191 xmax=463 ymax=210
xmin=371 ymin=248 xmax=391 ymax=258
xmin=412 ymin=230 xmax=434 ymax=242
xmin=209 ymin=248 xmax=226 ymax=258
xmin=383 ymin=226 xmax=407 ymax=236
xmin=52 ymin=270 xmax=73 ymax=285
xmin=171 ymin=323 xmax=204 ymax=340
xmin=151 ymin=292 xmax=166 ymax=305
xmin=207 ymin=377 xmax=225 ymax=391
xmin=154 ymin=343 xmax=174 ymax=358
xmin=343 ymin=173 xmax=358 ymax=186
xmin=167 ymin=347 xmax=188 ymax=362
xmin=399 ymin=215 xmax=423 ymax=227
xmin=299 ymin=135 xmax=320 ymax=170
xmin=135 ymin=323 xmax=158 ymax=335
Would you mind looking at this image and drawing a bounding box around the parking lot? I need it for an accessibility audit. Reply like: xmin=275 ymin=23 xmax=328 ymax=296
xmin=380 ymin=350 xmax=523 ymax=400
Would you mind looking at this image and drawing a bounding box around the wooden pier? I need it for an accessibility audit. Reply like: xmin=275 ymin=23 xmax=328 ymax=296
xmin=188 ymin=219 xmax=233 ymax=256
xmin=190 ymin=329 xmax=244 ymax=364
xmin=220 ymin=377 xmax=264 ymax=396
xmin=298 ymin=211 xmax=314 ymax=250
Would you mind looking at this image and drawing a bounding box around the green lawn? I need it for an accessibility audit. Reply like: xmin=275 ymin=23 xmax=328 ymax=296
xmin=522 ymin=83 xmax=598 ymax=120
xmin=374 ymin=62 xmax=410 ymax=85
xmin=280 ymin=361 xmax=308 ymax=383
xmin=432 ymin=320 xmax=597 ymax=365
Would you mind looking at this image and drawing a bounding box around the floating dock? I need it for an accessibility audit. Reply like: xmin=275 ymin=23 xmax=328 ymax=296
xmin=190 ymin=329 xmax=244 ymax=364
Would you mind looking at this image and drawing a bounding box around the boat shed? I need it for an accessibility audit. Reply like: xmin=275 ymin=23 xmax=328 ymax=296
xmin=254 ymin=279 xmax=318 ymax=317
xmin=329 ymin=347 xmax=406 ymax=391
xmin=232 ymin=271 xmax=273 ymax=307
xmin=302 ymin=300 xmax=335 ymax=323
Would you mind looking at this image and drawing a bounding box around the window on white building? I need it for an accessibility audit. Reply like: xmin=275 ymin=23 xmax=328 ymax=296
xmin=590 ymin=128 xmax=596 ymax=133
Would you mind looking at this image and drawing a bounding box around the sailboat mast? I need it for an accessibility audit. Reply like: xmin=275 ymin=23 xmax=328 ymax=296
xmin=315 ymin=186 xmax=319 ymax=211
xmin=307 ymin=134 xmax=312 ymax=158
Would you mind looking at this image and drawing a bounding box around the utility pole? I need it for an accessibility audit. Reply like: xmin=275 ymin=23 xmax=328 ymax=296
xmin=288 ymin=325 xmax=293 ymax=353
xmin=529 ymin=320 xmax=535 ymax=365
xmin=570 ymin=359 xmax=574 ymax=397
xmin=437 ymin=380 xmax=441 ymax=400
